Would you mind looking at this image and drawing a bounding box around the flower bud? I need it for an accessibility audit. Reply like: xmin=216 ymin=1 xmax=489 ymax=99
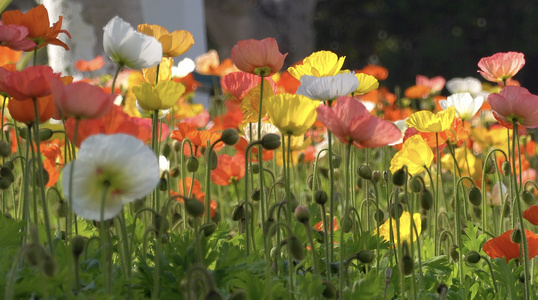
xmin=372 ymin=170 xmax=381 ymax=183
xmin=511 ymin=228 xmax=522 ymax=244
xmin=449 ymin=244 xmax=459 ymax=261
xmin=172 ymin=139 xmax=181 ymax=152
xmin=3 ymin=160 xmax=14 ymax=170
xmin=400 ymin=255 xmax=414 ymax=276
xmin=39 ymin=128 xmax=53 ymax=141
xmin=389 ymin=202 xmax=403 ymax=219
xmin=357 ymin=165 xmax=372 ymax=180
xmin=1 ymin=167 xmax=14 ymax=183
xmin=287 ymin=236 xmax=305 ymax=261
xmin=468 ymin=187 xmax=482 ymax=207
xmin=409 ymin=176 xmax=423 ymax=193
xmin=0 ymin=177 xmax=10 ymax=190
xmin=465 ymin=251 xmax=481 ymax=264
xmin=41 ymin=253 xmax=57 ymax=277
xmin=186 ymin=156 xmax=199 ymax=172
xmin=294 ymin=205 xmax=310 ymax=223
xmin=261 ymin=133 xmax=281 ymax=150
xmin=0 ymin=140 xmax=10 ymax=157
xmin=314 ymin=190 xmax=328 ymax=205
xmin=152 ymin=214 xmax=170 ymax=235
xmin=231 ymin=204 xmax=245 ymax=221
xmin=201 ymin=222 xmax=217 ymax=237
xmin=437 ymin=283 xmax=448 ymax=298
xmin=54 ymin=200 xmax=67 ymax=218
xmin=24 ymin=243 xmax=45 ymax=267
xmin=501 ymin=161 xmax=511 ymax=176
xmin=522 ymin=190 xmax=535 ymax=205
xmin=212 ymin=211 xmax=221 ymax=224
xmin=342 ymin=217 xmax=353 ymax=233
xmin=472 ymin=206 xmax=482 ymax=219
xmin=321 ymin=280 xmax=337 ymax=299
xmin=161 ymin=143 xmax=172 ymax=158
xmin=206 ymin=149 xmax=218 ymax=170
xmin=307 ymin=174 xmax=321 ymax=191
xmin=383 ymin=170 xmax=390 ymax=183
xmin=484 ymin=158 xmax=495 ymax=174
xmin=221 ymin=128 xmax=240 ymax=146
xmin=184 ymin=198 xmax=204 ymax=217
xmin=71 ymin=235 xmax=85 ymax=258
xmin=250 ymin=162 xmax=260 ymax=174
xmin=373 ymin=209 xmax=384 ymax=224
xmin=503 ymin=202 xmax=511 ymax=218
xmin=263 ymin=219 xmax=276 ymax=237
xmin=356 ymin=249 xmax=374 ymax=264
xmin=170 ymin=166 xmax=180 ymax=177
xmin=204 ymin=289 xmax=223 ymax=300
xmin=332 ymin=155 xmax=341 ymax=168
xmin=158 ymin=177 xmax=168 ymax=191
xmin=392 ymin=168 xmax=406 ymax=186
xmin=419 ymin=189 xmax=433 ymax=211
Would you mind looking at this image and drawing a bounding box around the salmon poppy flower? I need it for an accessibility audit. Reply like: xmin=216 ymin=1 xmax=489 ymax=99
xmin=288 ymin=50 xmax=345 ymax=79
xmin=1 ymin=4 xmax=71 ymax=50
xmin=171 ymin=122 xmax=223 ymax=155
xmin=487 ymin=86 xmax=538 ymax=128
xmin=416 ymin=75 xmax=445 ymax=94
xmin=195 ymin=49 xmax=238 ymax=76
xmin=221 ymin=71 xmax=277 ymax=101
xmin=74 ymin=55 xmax=106 ymax=73
xmin=137 ymin=24 xmax=194 ymax=57
xmin=0 ymin=24 xmax=36 ymax=51
xmin=483 ymin=229 xmax=538 ymax=262
xmin=211 ymin=154 xmax=246 ymax=186
xmin=231 ymin=37 xmax=287 ymax=76
xmin=0 ymin=65 xmax=60 ymax=100
xmin=7 ymin=95 xmax=55 ymax=125
xmin=317 ymin=96 xmax=401 ymax=148
xmin=478 ymin=52 xmax=525 ymax=83
xmin=523 ymin=205 xmax=538 ymax=226
xmin=51 ymin=79 xmax=116 ymax=119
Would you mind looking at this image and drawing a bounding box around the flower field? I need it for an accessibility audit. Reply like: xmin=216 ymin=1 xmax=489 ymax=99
xmin=2 ymin=4 xmax=538 ymax=300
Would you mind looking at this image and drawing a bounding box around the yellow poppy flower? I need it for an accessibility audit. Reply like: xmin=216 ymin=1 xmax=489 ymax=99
xmin=406 ymin=106 xmax=455 ymax=132
xmin=441 ymin=146 xmax=482 ymax=178
xmin=376 ymin=211 xmax=422 ymax=245
xmin=287 ymin=50 xmax=345 ymax=79
xmin=142 ymin=57 xmax=174 ymax=85
xmin=354 ymin=73 xmax=379 ymax=95
xmin=240 ymin=80 xmax=275 ymax=123
xmin=275 ymin=136 xmax=310 ymax=166
xmin=137 ymin=24 xmax=194 ymax=57
xmin=390 ymin=135 xmax=433 ymax=176
xmin=132 ymin=80 xmax=185 ymax=111
xmin=265 ymin=93 xmax=319 ymax=136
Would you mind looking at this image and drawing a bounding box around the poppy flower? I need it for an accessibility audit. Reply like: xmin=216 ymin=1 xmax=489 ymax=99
xmin=296 ymin=73 xmax=359 ymax=101
xmin=314 ymin=217 xmax=339 ymax=232
xmin=41 ymin=139 xmax=63 ymax=187
xmin=221 ymin=71 xmax=277 ymax=101
xmin=51 ymin=79 xmax=116 ymax=119
xmin=133 ymin=80 xmax=185 ymax=111
xmin=439 ymin=93 xmax=484 ymax=121
xmin=1 ymin=4 xmax=71 ymax=50
xmin=265 ymin=93 xmax=319 ymax=137
xmin=288 ymin=50 xmax=345 ymax=79
xmin=103 ymin=16 xmax=162 ymax=70
xmin=234 ymin=137 xmax=274 ymax=162
xmin=195 ymin=49 xmax=237 ymax=76
xmin=211 ymin=154 xmax=246 ymax=186
xmin=483 ymin=229 xmax=538 ymax=262
xmin=523 ymin=205 xmax=538 ymax=226
xmin=440 ymin=146 xmax=481 ymax=178
xmin=0 ymin=65 xmax=60 ymax=100
xmin=487 ymin=86 xmax=538 ymax=128
xmin=406 ymin=107 xmax=455 ymax=133
xmin=178 ymin=177 xmax=205 ymax=200
xmin=316 ymin=96 xmax=401 ymax=148
xmin=354 ymin=73 xmax=379 ymax=95
xmin=445 ymin=77 xmax=483 ymax=96
xmin=0 ymin=47 xmax=22 ymax=65
xmin=7 ymin=94 xmax=55 ymax=124
xmin=275 ymin=70 xmax=301 ymax=94
xmin=74 ymin=55 xmax=106 ymax=73
xmin=390 ymin=135 xmax=434 ymax=176
xmin=355 ymin=64 xmax=389 ymax=81
xmin=0 ymin=24 xmax=36 ymax=51
xmin=142 ymin=57 xmax=174 ymax=85
xmin=416 ymin=75 xmax=445 ymax=94
xmin=404 ymin=85 xmax=431 ymax=99
xmin=241 ymin=121 xmax=281 ymax=143
xmin=240 ymin=80 xmax=275 ymax=123
xmin=231 ymin=37 xmax=287 ymax=76
xmin=375 ymin=211 xmax=422 ymax=245
xmin=62 ymin=134 xmax=159 ymax=221
xmin=170 ymin=122 xmax=223 ymax=155
xmin=137 ymin=24 xmax=194 ymax=57
xmin=478 ymin=52 xmax=525 ymax=83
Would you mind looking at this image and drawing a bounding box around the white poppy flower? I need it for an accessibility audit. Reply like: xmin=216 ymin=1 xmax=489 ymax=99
xmin=296 ymin=72 xmax=359 ymax=101
xmin=445 ymin=77 xmax=483 ymax=96
xmin=172 ymin=57 xmax=196 ymax=78
xmin=62 ymin=134 xmax=160 ymax=221
xmin=242 ymin=121 xmax=281 ymax=143
xmin=439 ymin=92 xmax=484 ymax=121
xmin=103 ymin=16 xmax=163 ymax=70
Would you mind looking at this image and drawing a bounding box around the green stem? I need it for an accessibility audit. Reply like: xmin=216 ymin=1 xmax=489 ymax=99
xmin=205 ymin=138 xmax=223 ymax=223
xmin=110 ymin=63 xmax=123 ymax=95
xmin=339 ymin=142 xmax=352 ymax=297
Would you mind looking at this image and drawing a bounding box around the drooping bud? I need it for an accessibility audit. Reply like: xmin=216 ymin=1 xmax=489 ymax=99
xmin=321 ymin=280 xmax=337 ymax=299
xmin=39 ymin=128 xmax=53 ymax=141
xmin=356 ymin=249 xmax=375 ymax=264
xmin=221 ymin=128 xmax=240 ymax=146
xmin=468 ymin=187 xmax=482 ymax=207
xmin=0 ymin=140 xmax=10 ymax=157
xmin=158 ymin=177 xmax=168 ymax=191
xmin=287 ymin=236 xmax=305 ymax=261
xmin=152 ymin=214 xmax=170 ymax=235
xmin=250 ymin=187 xmax=262 ymax=201
xmin=389 ymin=202 xmax=403 ymax=219
xmin=41 ymin=253 xmax=57 ymax=277
xmin=332 ymin=155 xmax=341 ymax=168
xmin=231 ymin=204 xmax=245 ymax=221
xmin=522 ymin=190 xmax=535 ymax=205
xmin=372 ymin=170 xmax=381 ymax=183
xmin=450 ymin=244 xmax=459 ymax=261
xmin=1 ymin=167 xmax=14 ymax=183
xmin=392 ymin=168 xmax=406 ymax=186
xmin=357 ymin=165 xmax=372 ymax=180
xmin=184 ymin=198 xmax=204 ymax=217
xmin=71 ymin=235 xmax=85 ymax=258
xmin=263 ymin=219 xmax=276 ymax=237
xmin=172 ymin=139 xmax=181 ymax=152
xmin=314 ymin=190 xmax=328 ymax=205
xmin=161 ymin=143 xmax=172 ymax=158
xmin=261 ymin=133 xmax=281 ymax=150
xmin=400 ymin=255 xmax=414 ymax=276
xmin=373 ymin=209 xmax=384 ymax=224
xmin=0 ymin=177 xmax=10 ymax=190
xmin=294 ymin=205 xmax=310 ymax=223
xmin=501 ymin=161 xmax=511 ymax=176
xmin=342 ymin=217 xmax=353 ymax=233
xmin=201 ymin=222 xmax=217 ymax=237
xmin=54 ymin=200 xmax=67 ymax=218
xmin=186 ymin=156 xmax=199 ymax=172
xmin=170 ymin=166 xmax=180 ymax=177
xmin=206 ymin=149 xmax=218 ymax=170
xmin=465 ymin=251 xmax=481 ymax=264
xmin=419 ymin=189 xmax=433 ymax=211
xmin=250 ymin=162 xmax=260 ymax=174
xmin=511 ymin=228 xmax=522 ymax=244
xmin=409 ymin=176 xmax=423 ymax=193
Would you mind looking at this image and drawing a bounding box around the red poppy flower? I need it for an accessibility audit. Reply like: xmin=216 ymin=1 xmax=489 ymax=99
xmin=524 ymin=206 xmax=538 ymax=226
xmin=483 ymin=229 xmax=538 ymax=262
xmin=231 ymin=37 xmax=287 ymax=76
xmin=1 ymin=4 xmax=71 ymax=50
xmin=211 ymin=154 xmax=246 ymax=186
xmin=0 ymin=65 xmax=60 ymax=100
xmin=51 ymin=79 xmax=116 ymax=119
xmin=74 ymin=55 xmax=106 ymax=72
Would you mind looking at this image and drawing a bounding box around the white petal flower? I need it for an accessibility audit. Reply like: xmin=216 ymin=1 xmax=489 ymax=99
xmin=439 ymin=92 xmax=484 ymax=121
xmin=445 ymin=77 xmax=483 ymax=96
xmin=103 ymin=16 xmax=162 ymax=70
xmin=242 ymin=121 xmax=281 ymax=143
xmin=63 ymin=134 xmax=160 ymax=221
xmin=296 ymin=73 xmax=359 ymax=101
xmin=172 ymin=57 xmax=196 ymax=78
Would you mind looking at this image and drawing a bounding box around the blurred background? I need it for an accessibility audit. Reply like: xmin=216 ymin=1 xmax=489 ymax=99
xmin=6 ymin=0 xmax=538 ymax=93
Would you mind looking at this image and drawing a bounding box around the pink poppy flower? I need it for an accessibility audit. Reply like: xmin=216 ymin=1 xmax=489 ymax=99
xmin=0 ymin=65 xmax=60 ymax=100
xmin=488 ymin=86 xmax=538 ymax=128
xmin=416 ymin=75 xmax=445 ymax=93
xmin=0 ymin=24 xmax=36 ymax=51
xmin=231 ymin=37 xmax=287 ymax=76
xmin=221 ymin=71 xmax=276 ymax=100
xmin=51 ymin=79 xmax=116 ymax=119
xmin=317 ymin=96 xmax=401 ymax=148
xmin=478 ymin=52 xmax=525 ymax=83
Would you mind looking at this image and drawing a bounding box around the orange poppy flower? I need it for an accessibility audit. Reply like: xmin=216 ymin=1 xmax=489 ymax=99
xmin=171 ymin=122 xmax=223 ymax=156
xmin=0 ymin=47 xmax=22 ymax=65
xmin=7 ymin=95 xmax=55 ymax=125
xmin=314 ymin=217 xmax=339 ymax=232
xmin=0 ymin=65 xmax=60 ymax=100
xmin=74 ymin=55 xmax=105 ymax=72
xmin=195 ymin=50 xmax=237 ymax=76
xmin=483 ymin=229 xmax=538 ymax=262
xmin=275 ymin=70 xmax=300 ymax=94
xmin=172 ymin=73 xmax=201 ymax=95
xmin=419 ymin=117 xmax=469 ymax=148
xmin=211 ymin=154 xmax=246 ymax=186
xmin=355 ymin=64 xmax=389 ymax=81
xmin=178 ymin=177 xmax=205 ymax=200
xmin=211 ymin=99 xmax=243 ymax=131
xmin=1 ymin=4 xmax=71 ymax=50
xmin=404 ymin=85 xmax=431 ymax=99
xmin=234 ymin=137 xmax=274 ymax=161
xmin=41 ymin=139 xmax=63 ymax=187
xmin=523 ymin=206 xmax=538 ymax=226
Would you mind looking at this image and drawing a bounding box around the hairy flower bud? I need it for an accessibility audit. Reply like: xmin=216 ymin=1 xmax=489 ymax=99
xmin=261 ymin=133 xmax=281 ymax=150
xmin=468 ymin=187 xmax=482 ymax=207
xmin=71 ymin=235 xmax=85 ymax=258
xmin=0 ymin=140 xmax=10 ymax=157
xmin=357 ymin=165 xmax=372 ymax=180
xmin=221 ymin=128 xmax=240 ymax=146
xmin=186 ymin=156 xmax=199 ymax=172
xmin=419 ymin=189 xmax=433 ymax=211
xmin=392 ymin=168 xmax=406 ymax=186
xmin=184 ymin=198 xmax=204 ymax=217
xmin=294 ymin=205 xmax=310 ymax=223
xmin=465 ymin=251 xmax=481 ymax=264
xmin=314 ymin=190 xmax=328 ymax=205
